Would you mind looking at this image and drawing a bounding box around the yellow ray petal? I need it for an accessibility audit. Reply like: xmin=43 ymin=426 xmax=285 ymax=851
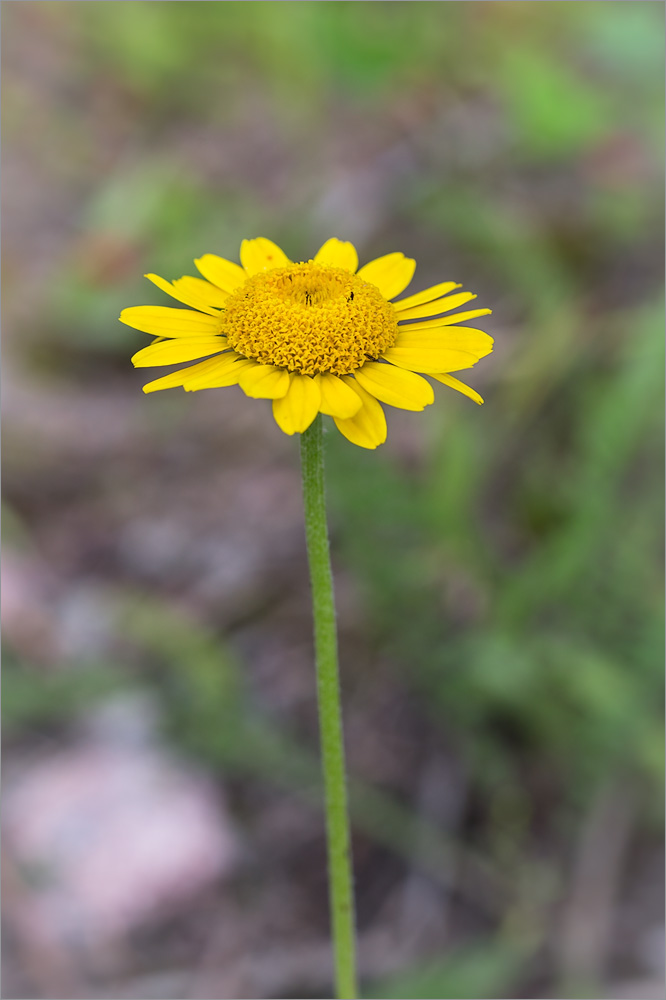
xmin=394 ymin=291 xmax=477 ymax=321
xmin=354 ymin=361 xmax=434 ymax=411
xmin=194 ymin=254 xmax=247 ymax=292
xmin=172 ymin=275 xmax=230 ymax=308
xmin=143 ymin=274 xmax=222 ymax=316
xmin=238 ymin=364 xmax=291 ymax=399
xmin=314 ymin=238 xmax=359 ymax=273
xmin=357 ymin=252 xmax=416 ymax=300
xmin=315 ymin=373 xmax=363 ymax=418
xmin=401 ymin=308 xmax=492 ymax=331
xmin=431 ymin=373 xmax=484 ymax=404
xmin=142 ymin=370 xmax=199 ymax=394
xmin=240 ymin=237 xmax=291 ymax=276
xmin=185 ymin=357 xmax=256 ymax=390
xmin=382 ymin=346 xmax=481 ymax=374
xmin=120 ymin=305 xmax=222 ymax=338
xmin=333 ymin=378 xmax=387 ymax=449
xmin=142 ymin=355 xmax=239 ymax=394
xmin=395 ymin=327 xmax=494 ymax=359
xmin=132 ymin=337 xmax=227 ymax=367
xmin=393 ymin=281 xmax=461 ymax=312
xmin=272 ymin=373 xmax=321 ymax=434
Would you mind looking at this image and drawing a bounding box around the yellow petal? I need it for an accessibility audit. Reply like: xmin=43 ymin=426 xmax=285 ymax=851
xmin=143 ymin=274 xmax=222 ymax=316
xmin=333 ymin=378 xmax=387 ymax=450
xmin=382 ymin=346 xmax=480 ymax=374
xmin=395 ymin=327 xmax=494 ymax=359
xmin=238 ymin=364 xmax=290 ymax=399
xmin=315 ymin=373 xmax=363 ymax=418
xmin=431 ymin=373 xmax=484 ymax=404
xmin=395 ymin=291 xmax=477 ymax=321
xmin=185 ymin=357 xmax=256 ymax=390
xmin=354 ymin=361 xmax=434 ymax=411
xmin=142 ymin=368 xmax=201 ymax=394
xmin=142 ymin=355 xmax=240 ymax=394
xmin=240 ymin=237 xmax=291 ymax=276
xmin=314 ymin=238 xmax=359 ymax=272
xmin=402 ymin=308 xmax=492 ymax=331
xmin=132 ymin=337 xmax=227 ymax=367
xmin=393 ymin=281 xmax=461 ymax=312
xmin=194 ymin=254 xmax=247 ymax=292
xmin=120 ymin=305 xmax=222 ymax=338
xmin=172 ymin=275 xmax=230 ymax=308
xmin=272 ymin=374 xmax=321 ymax=435
xmin=357 ymin=252 xmax=416 ymax=300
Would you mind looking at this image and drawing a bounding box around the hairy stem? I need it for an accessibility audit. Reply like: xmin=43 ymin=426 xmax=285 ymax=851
xmin=300 ymin=414 xmax=358 ymax=1000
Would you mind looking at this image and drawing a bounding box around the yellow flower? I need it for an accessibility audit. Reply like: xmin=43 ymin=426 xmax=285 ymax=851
xmin=121 ymin=237 xmax=493 ymax=449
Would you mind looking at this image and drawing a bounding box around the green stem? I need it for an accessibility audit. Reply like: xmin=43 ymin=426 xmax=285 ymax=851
xmin=300 ymin=414 xmax=358 ymax=1000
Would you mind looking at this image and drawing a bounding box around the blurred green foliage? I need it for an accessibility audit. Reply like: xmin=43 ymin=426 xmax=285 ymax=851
xmin=4 ymin=2 xmax=663 ymax=997
xmin=3 ymin=653 xmax=125 ymax=739
xmin=366 ymin=938 xmax=532 ymax=1000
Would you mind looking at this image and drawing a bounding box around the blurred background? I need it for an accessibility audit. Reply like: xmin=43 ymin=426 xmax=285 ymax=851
xmin=2 ymin=3 xmax=664 ymax=999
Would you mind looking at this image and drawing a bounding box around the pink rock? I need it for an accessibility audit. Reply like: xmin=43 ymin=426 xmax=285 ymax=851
xmin=3 ymin=739 xmax=237 ymax=951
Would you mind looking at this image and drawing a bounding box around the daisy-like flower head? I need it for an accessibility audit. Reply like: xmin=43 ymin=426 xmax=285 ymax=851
xmin=121 ymin=238 xmax=493 ymax=449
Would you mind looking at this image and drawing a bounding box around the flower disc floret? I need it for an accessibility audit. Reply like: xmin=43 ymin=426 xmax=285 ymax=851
xmin=221 ymin=262 xmax=399 ymax=375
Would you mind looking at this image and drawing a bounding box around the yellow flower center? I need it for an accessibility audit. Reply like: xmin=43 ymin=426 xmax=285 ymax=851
xmin=221 ymin=262 xmax=398 ymax=375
